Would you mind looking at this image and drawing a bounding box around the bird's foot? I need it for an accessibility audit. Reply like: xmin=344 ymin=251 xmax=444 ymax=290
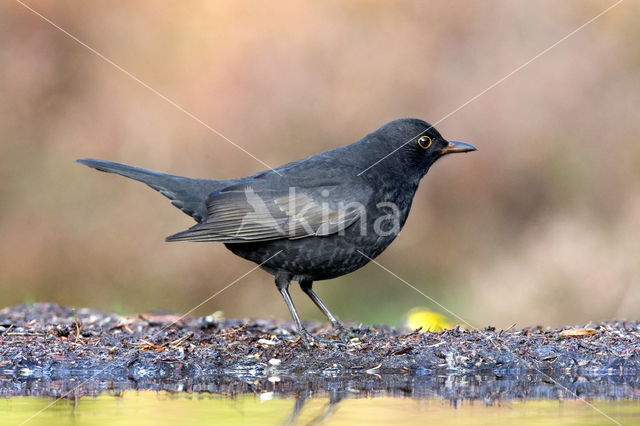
xmin=294 ymin=324 xmax=355 ymax=349
xmin=295 ymin=328 xmax=344 ymax=350
xmin=301 ymin=322 xmax=353 ymax=348
xmin=296 ymin=328 xmax=319 ymax=350
xmin=331 ymin=320 xmax=349 ymax=334
xmin=328 ymin=321 xmax=354 ymax=342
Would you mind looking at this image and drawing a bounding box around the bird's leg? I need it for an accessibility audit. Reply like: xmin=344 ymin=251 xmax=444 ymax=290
xmin=299 ymin=279 xmax=346 ymax=333
xmin=275 ymin=273 xmax=314 ymax=347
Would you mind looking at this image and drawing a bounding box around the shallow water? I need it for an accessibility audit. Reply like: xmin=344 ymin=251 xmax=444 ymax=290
xmin=2 ymin=371 xmax=640 ymax=426
xmin=3 ymin=392 xmax=639 ymax=426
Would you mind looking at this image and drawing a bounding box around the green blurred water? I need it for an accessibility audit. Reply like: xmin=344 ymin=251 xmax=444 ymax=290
xmin=3 ymin=392 xmax=639 ymax=426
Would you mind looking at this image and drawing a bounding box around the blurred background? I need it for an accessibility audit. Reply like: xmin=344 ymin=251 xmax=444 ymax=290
xmin=0 ymin=0 xmax=638 ymax=329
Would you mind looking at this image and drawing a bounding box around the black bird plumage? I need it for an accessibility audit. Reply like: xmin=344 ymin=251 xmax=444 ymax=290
xmin=77 ymin=118 xmax=476 ymax=345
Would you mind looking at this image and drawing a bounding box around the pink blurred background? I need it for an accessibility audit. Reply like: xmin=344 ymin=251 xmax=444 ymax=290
xmin=1 ymin=0 xmax=638 ymax=328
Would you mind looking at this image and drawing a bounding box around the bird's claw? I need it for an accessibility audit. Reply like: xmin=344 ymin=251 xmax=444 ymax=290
xmin=328 ymin=321 xmax=354 ymax=342
xmin=293 ymin=323 xmax=353 ymax=349
xmin=297 ymin=329 xmax=319 ymax=349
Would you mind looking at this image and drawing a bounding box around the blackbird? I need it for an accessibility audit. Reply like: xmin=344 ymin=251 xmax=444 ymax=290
xmin=77 ymin=118 xmax=476 ymax=345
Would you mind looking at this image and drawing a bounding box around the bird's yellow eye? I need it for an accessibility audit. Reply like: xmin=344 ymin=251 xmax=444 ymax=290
xmin=418 ymin=135 xmax=432 ymax=150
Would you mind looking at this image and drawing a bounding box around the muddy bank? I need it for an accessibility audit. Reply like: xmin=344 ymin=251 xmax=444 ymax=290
xmin=1 ymin=303 xmax=639 ymax=399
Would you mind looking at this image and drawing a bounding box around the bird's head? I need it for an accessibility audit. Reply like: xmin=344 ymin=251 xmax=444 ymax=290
xmin=361 ymin=118 xmax=476 ymax=180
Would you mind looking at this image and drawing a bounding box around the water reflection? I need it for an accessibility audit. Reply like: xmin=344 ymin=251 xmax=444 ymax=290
xmin=2 ymin=392 xmax=639 ymax=426
xmin=1 ymin=370 xmax=638 ymax=401
xmin=283 ymin=390 xmax=346 ymax=425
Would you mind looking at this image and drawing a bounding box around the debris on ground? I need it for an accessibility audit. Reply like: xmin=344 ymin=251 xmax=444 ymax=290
xmin=0 ymin=303 xmax=638 ymax=399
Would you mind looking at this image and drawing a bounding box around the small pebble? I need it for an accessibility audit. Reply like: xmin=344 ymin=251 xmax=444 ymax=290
xmin=260 ymin=392 xmax=274 ymax=401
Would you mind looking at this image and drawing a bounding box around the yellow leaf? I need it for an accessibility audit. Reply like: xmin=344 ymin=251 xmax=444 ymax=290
xmin=405 ymin=308 xmax=452 ymax=332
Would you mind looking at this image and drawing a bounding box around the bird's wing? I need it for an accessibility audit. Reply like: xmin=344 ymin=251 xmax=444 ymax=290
xmin=165 ymin=181 xmax=372 ymax=243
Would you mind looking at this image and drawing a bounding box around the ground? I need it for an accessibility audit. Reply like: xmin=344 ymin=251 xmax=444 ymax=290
xmin=0 ymin=303 xmax=638 ymax=399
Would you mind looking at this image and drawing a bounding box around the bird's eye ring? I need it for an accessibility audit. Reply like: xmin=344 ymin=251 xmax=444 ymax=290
xmin=418 ymin=136 xmax=432 ymax=150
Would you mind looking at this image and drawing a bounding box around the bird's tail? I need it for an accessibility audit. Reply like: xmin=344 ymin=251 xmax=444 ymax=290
xmin=76 ymin=158 xmax=221 ymax=222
